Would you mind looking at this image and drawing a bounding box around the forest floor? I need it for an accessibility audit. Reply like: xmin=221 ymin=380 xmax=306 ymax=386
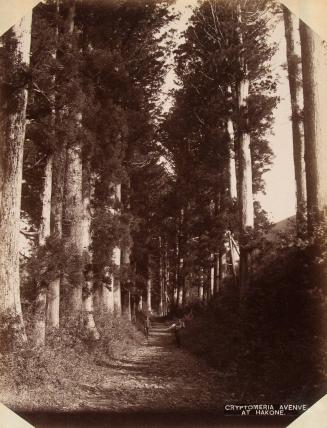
xmin=2 ymin=319 xmax=234 ymax=413
xmin=77 ymin=320 xmax=234 ymax=413
xmin=2 ymin=319 xmax=296 ymax=427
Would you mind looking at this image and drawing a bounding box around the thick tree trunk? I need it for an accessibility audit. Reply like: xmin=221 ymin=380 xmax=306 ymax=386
xmin=283 ymin=7 xmax=307 ymax=234
xmin=226 ymin=86 xmax=238 ymax=200
xmin=238 ymin=86 xmax=254 ymax=230
xmin=47 ymin=143 xmax=66 ymax=328
xmin=46 ymin=0 xmax=61 ymax=330
xmin=299 ymin=20 xmax=327 ymax=231
xmin=81 ymin=165 xmax=99 ymax=340
xmin=34 ymin=155 xmax=53 ymax=346
xmin=63 ymin=119 xmax=84 ymax=315
xmin=0 ymin=13 xmax=32 ymax=347
xmin=58 ymin=0 xmax=84 ymax=318
xmin=236 ymin=4 xmax=254 ymax=298
xmin=83 ymin=278 xmax=100 ymax=340
xmin=102 ymin=274 xmax=114 ymax=313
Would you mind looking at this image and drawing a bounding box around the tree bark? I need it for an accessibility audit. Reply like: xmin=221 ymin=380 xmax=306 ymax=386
xmin=139 ymin=294 xmax=143 ymax=311
xmin=101 ymin=269 xmax=114 ymax=313
xmin=159 ymin=237 xmax=164 ymax=315
xmin=226 ymin=86 xmax=238 ymax=200
xmin=199 ymin=268 xmax=204 ymax=301
xmin=0 ymin=12 xmax=32 ymax=347
xmin=213 ymin=253 xmax=219 ymax=294
xmin=147 ymin=255 xmax=152 ymax=313
xmin=283 ymin=6 xmax=307 ymax=234
xmin=63 ymin=114 xmax=84 ymax=315
xmin=46 ymin=0 xmax=61 ymax=330
xmin=299 ymin=20 xmax=327 ymax=231
xmin=236 ymin=3 xmax=254 ymax=298
xmin=34 ymin=155 xmax=53 ymax=346
xmin=111 ymin=184 xmax=122 ymax=313
xmin=164 ymin=243 xmax=169 ymax=315
xmin=218 ymin=247 xmax=227 ymax=291
xmin=47 ymin=143 xmax=65 ymax=328
xmin=81 ymin=164 xmax=99 ymax=340
xmin=210 ymin=265 xmax=214 ymax=298
xmin=57 ymin=0 xmax=84 ymax=318
xmin=121 ymin=245 xmax=132 ymax=320
xmin=39 ymin=156 xmax=53 ymax=245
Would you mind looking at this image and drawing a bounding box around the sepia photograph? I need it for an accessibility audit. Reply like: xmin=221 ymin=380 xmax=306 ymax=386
xmin=0 ymin=0 xmax=327 ymax=427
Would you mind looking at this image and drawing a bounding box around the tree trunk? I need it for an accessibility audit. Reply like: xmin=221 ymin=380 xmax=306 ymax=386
xmin=236 ymin=4 xmax=254 ymax=298
xmin=199 ymin=268 xmax=204 ymax=301
xmin=57 ymin=0 xmax=84 ymax=318
xmin=102 ymin=272 xmax=114 ymax=313
xmin=218 ymin=248 xmax=226 ymax=290
xmin=46 ymin=0 xmax=61 ymax=330
xmin=83 ymin=278 xmax=100 ymax=340
xmin=164 ymin=243 xmax=169 ymax=315
xmin=210 ymin=265 xmax=214 ymax=298
xmin=121 ymin=245 xmax=132 ymax=320
xmin=139 ymin=294 xmax=143 ymax=311
xmin=0 ymin=12 xmax=32 ymax=347
xmin=299 ymin=20 xmax=327 ymax=231
xmin=213 ymin=253 xmax=219 ymax=294
xmin=226 ymin=86 xmax=238 ymax=200
xmin=179 ymin=257 xmax=185 ymax=307
xmin=113 ymin=246 xmax=122 ymax=313
xmin=47 ymin=143 xmax=65 ymax=328
xmin=111 ymin=184 xmax=122 ymax=313
xmin=39 ymin=156 xmax=53 ymax=245
xmin=158 ymin=237 xmax=163 ymax=315
xmin=34 ymin=155 xmax=53 ymax=346
xmin=283 ymin=6 xmax=307 ymax=234
xmin=228 ymin=231 xmax=237 ymax=279
xmin=126 ymin=291 xmax=132 ymax=321
xmin=81 ymin=164 xmax=99 ymax=340
xmin=63 ymin=114 xmax=84 ymax=315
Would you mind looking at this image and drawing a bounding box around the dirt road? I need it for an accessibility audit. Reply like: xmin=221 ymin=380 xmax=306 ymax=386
xmin=80 ymin=320 xmax=231 ymax=413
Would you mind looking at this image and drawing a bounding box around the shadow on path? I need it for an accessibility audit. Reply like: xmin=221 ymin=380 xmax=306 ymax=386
xmin=17 ymin=319 xmax=298 ymax=427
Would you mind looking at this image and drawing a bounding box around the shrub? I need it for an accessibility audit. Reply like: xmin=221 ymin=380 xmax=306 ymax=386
xmin=181 ymin=230 xmax=327 ymax=404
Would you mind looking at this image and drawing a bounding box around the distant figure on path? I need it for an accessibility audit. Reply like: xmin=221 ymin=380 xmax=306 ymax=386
xmin=168 ymin=319 xmax=185 ymax=347
xmin=144 ymin=315 xmax=151 ymax=342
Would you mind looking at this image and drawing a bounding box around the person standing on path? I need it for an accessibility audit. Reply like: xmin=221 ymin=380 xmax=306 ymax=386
xmin=167 ymin=318 xmax=185 ymax=347
xmin=144 ymin=315 xmax=151 ymax=342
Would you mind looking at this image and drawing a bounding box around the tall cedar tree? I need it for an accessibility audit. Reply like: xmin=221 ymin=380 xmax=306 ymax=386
xmin=159 ymin=0 xmax=277 ymax=302
xmin=0 ymin=12 xmax=32 ymax=347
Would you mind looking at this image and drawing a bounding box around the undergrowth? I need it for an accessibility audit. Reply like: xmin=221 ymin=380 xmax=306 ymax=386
xmin=0 ymin=311 xmax=143 ymax=411
xmin=180 ymin=230 xmax=327 ymax=405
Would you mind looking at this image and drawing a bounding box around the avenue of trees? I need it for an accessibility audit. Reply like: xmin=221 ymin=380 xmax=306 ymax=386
xmin=0 ymin=0 xmax=327 ymax=401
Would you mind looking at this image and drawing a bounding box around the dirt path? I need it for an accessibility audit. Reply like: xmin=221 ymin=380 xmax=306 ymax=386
xmin=18 ymin=320 xmax=295 ymax=427
xmin=79 ymin=320 xmax=232 ymax=413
